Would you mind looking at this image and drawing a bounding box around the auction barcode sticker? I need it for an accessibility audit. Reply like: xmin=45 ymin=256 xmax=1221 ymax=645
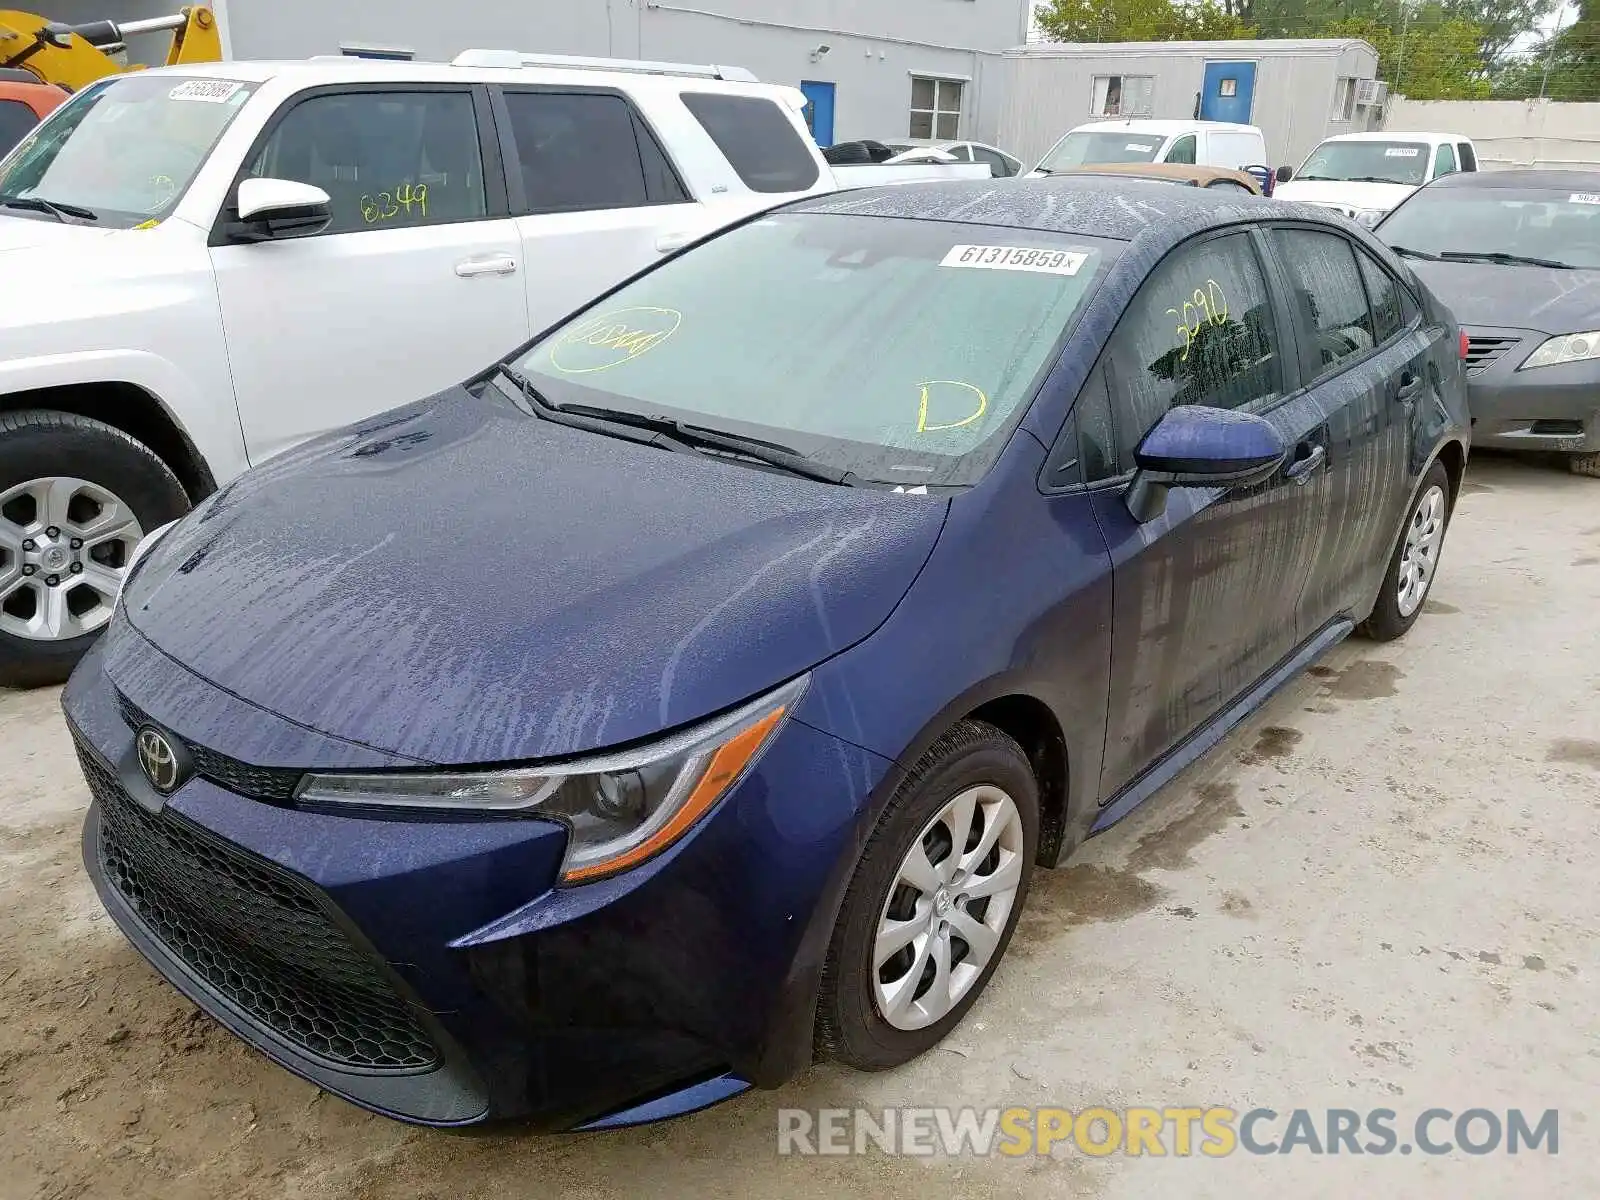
xmin=940 ymin=245 xmax=1088 ymax=275
xmin=169 ymin=79 xmax=243 ymax=103
xmin=1384 ymin=147 xmax=1420 ymax=157
xmin=1569 ymin=193 xmax=1600 ymax=204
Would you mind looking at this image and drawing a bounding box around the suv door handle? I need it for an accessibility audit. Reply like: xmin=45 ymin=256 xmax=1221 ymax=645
xmin=1395 ymin=370 xmax=1423 ymax=401
xmin=455 ymin=254 xmax=517 ymax=278
xmin=1285 ymin=443 xmax=1326 ymax=484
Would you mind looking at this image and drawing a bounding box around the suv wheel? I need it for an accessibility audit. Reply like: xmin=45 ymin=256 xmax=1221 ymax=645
xmin=0 ymin=410 xmax=190 ymax=688
xmin=815 ymin=719 xmax=1038 ymax=1070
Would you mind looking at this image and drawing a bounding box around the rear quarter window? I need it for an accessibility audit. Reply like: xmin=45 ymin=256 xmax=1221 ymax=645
xmin=679 ymin=92 xmax=820 ymax=193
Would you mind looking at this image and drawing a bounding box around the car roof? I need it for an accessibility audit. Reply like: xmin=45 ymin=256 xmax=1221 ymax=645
xmin=1321 ymin=131 xmax=1467 ymax=144
xmin=1072 ymin=119 xmax=1262 ymax=136
xmin=788 ymin=175 xmax=1338 ymax=248
xmin=1058 ymin=162 xmax=1261 ymax=192
xmin=1427 ymin=168 xmax=1600 ymax=191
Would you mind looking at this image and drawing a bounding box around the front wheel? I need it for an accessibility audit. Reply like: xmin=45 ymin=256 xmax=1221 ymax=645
xmin=1357 ymin=460 xmax=1452 ymax=642
xmin=0 ymin=410 xmax=191 ymax=688
xmin=815 ymin=719 xmax=1039 ymax=1070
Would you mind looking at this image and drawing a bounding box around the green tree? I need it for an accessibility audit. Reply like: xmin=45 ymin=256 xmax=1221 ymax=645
xmin=1034 ymin=0 xmax=1251 ymax=42
xmin=1327 ymin=11 xmax=1493 ymax=98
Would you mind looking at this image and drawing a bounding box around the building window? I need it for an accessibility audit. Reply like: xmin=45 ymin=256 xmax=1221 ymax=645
xmin=1332 ymin=77 xmax=1356 ymax=121
xmin=909 ymin=77 xmax=962 ymax=139
xmin=1092 ymin=75 xmax=1153 ymax=118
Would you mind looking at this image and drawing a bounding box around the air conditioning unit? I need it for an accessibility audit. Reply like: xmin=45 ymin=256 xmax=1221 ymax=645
xmin=1355 ymin=78 xmax=1388 ymax=107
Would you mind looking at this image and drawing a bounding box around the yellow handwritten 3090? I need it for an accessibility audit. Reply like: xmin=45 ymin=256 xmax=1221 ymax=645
xmin=360 ymin=183 xmax=429 ymax=224
xmin=1165 ymin=278 xmax=1230 ymax=363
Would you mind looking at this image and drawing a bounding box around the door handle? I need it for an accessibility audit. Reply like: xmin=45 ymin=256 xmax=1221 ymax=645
xmin=1395 ymin=370 xmax=1423 ymax=401
xmin=1285 ymin=443 xmax=1326 ymax=484
xmin=655 ymin=230 xmax=695 ymax=253
xmin=454 ymin=254 xmax=517 ymax=278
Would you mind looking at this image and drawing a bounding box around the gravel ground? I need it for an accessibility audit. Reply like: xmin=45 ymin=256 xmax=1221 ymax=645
xmin=1 ymin=452 xmax=1595 ymax=1200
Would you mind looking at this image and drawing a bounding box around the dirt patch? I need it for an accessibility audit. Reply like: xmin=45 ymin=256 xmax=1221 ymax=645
xmin=1125 ymin=782 xmax=1244 ymax=874
xmin=1014 ymin=865 xmax=1169 ymax=950
xmin=1239 ymin=726 xmax=1304 ymax=765
xmin=1460 ymin=479 xmax=1495 ymax=495
xmin=1573 ymin=556 xmax=1599 ymax=567
xmin=1426 ymin=600 xmax=1462 ymax=614
xmin=1321 ymin=660 xmax=1402 ymax=701
xmin=1547 ymin=738 xmax=1600 ymax=770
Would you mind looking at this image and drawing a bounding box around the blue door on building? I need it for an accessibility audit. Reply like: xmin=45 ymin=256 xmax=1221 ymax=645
xmin=799 ymin=80 xmax=835 ymax=147
xmin=1199 ymin=61 xmax=1256 ymax=124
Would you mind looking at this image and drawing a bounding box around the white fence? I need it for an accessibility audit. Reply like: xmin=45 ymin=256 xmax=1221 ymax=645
xmin=1384 ymin=97 xmax=1600 ymax=171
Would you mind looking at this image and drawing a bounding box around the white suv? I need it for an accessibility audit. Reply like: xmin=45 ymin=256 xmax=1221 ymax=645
xmin=0 ymin=50 xmax=847 ymax=686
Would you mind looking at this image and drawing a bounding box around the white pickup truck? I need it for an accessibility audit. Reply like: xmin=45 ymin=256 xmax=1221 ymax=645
xmin=0 ymin=50 xmax=987 ymax=686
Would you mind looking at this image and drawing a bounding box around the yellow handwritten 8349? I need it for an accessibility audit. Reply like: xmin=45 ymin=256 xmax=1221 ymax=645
xmin=1165 ymin=279 xmax=1230 ymax=363
xmin=360 ymin=183 xmax=429 ymax=224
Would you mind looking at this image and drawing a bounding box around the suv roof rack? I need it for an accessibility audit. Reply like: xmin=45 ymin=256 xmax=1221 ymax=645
xmin=450 ymin=48 xmax=758 ymax=82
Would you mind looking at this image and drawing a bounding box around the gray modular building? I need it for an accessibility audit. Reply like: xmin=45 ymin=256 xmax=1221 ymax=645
xmin=995 ymin=38 xmax=1382 ymax=169
xmin=58 ymin=0 xmax=1029 ymax=148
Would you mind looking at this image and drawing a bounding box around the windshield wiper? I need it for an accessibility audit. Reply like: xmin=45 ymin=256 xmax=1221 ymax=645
xmin=1438 ymin=250 xmax=1576 ymax=270
xmin=1389 ymin=245 xmax=1442 ymax=261
xmin=1344 ymin=175 xmax=1407 ymax=185
xmin=0 ymin=195 xmax=98 ymax=222
xmin=494 ymin=366 xmax=696 ymax=455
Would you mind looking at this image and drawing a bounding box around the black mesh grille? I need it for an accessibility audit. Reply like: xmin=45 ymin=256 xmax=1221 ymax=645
xmin=116 ymin=691 xmax=301 ymax=802
xmin=80 ymin=739 xmax=440 ymax=1072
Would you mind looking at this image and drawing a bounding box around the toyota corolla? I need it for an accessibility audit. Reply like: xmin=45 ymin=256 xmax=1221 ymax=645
xmin=65 ymin=178 xmax=1469 ymax=1131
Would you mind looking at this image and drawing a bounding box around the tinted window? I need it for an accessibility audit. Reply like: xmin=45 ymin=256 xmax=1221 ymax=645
xmin=0 ymin=99 xmax=37 ymax=158
xmin=514 ymin=214 xmax=1111 ymax=487
xmin=1108 ymin=232 xmax=1284 ymax=466
xmin=502 ymin=91 xmax=683 ymax=214
xmin=949 ymin=144 xmax=972 ymax=161
xmin=1164 ymin=134 xmax=1197 ymax=165
xmin=1356 ymin=248 xmax=1404 ymax=343
xmin=1271 ymin=228 xmax=1374 ymax=379
xmin=680 ymin=92 xmax=820 ymax=193
xmin=1433 ymin=142 xmax=1457 ymax=178
xmin=1458 ymin=142 xmax=1477 ymax=171
xmin=250 ymin=90 xmax=484 ymax=233
xmin=971 ymin=146 xmax=1009 ymax=177
xmin=1377 ymin=186 xmax=1600 ymax=269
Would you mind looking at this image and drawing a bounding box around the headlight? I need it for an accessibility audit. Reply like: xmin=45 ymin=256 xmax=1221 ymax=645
xmin=295 ymin=674 xmax=807 ymax=884
xmin=1519 ymin=330 xmax=1600 ymax=370
xmin=114 ymin=519 xmax=179 ymax=608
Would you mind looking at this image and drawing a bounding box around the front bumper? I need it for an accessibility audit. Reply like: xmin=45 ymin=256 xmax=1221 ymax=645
xmin=65 ymin=632 xmax=894 ymax=1130
xmin=1462 ymin=325 xmax=1600 ymax=452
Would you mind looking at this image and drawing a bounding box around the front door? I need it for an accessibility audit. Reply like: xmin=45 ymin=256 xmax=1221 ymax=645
xmin=1088 ymin=228 xmax=1330 ymax=798
xmin=799 ymin=80 xmax=836 ymax=147
xmin=1200 ymin=61 xmax=1256 ymax=124
xmin=211 ymin=86 xmax=529 ymax=465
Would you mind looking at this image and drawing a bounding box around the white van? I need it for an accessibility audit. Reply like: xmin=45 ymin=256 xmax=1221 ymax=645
xmin=1029 ymin=119 xmax=1270 ymax=178
xmin=1273 ymin=131 xmax=1480 ymax=227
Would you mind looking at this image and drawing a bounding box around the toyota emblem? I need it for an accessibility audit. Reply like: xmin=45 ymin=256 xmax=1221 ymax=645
xmin=136 ymin=727 xmax=182 ymax=794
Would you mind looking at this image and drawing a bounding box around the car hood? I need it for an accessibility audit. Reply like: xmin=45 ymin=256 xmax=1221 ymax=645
xmin=1274 ymin=179 xmax=1416 ymax=213
xmin=0 ymin=212 xmax=117 ymax=252
xmin=1403 ymin=259 xmax=1600 ymax=334
xmin=122 ymin=384 xmax=949 ymax=765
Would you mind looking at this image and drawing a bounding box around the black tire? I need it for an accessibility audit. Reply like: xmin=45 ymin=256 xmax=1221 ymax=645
xmin=0 ymin=409 xmax=190 ymax=689
xmin=1357 ymin=459 xmax=1452 ymax=642
xmin=815 ymin=719 xmax=1039 ymax=1070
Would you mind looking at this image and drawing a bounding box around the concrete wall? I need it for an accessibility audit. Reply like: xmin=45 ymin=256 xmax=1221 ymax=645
xmin=1384 ymin=97 xmax=1600 ymax=170
xmin=995 ymin=39 xmax=1379 ymax=169
xmin=211 ymin=0 xmax=1026 ymax=145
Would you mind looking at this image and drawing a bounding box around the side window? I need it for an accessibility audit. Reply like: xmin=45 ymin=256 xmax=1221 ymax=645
xmin=949 ymin=144 xmax=973 ymax=161
xmin=1432 ymin=142 xmax=1457 ymax=178
xmin=1355 ymin=248 xmax=1405 ymax=344
xmin=1164 ymin=134 xmax=1197 ymax=165
xmin=0 ymin=99 xmax=37 ymax=158
xmin=971 ymin=146 xmax=1008 ymax=177
xmin=502 ymin=91 xmax=684 ymax=214
xmin=1107 ymin=232 xmax=1285 ymax=467
xmin=248 ymin=90 xmax=486 ymax=234
xmin=1270 ymin=228 xmax=1375 ymax=379
xmin=1076 ymin=367 xmax=1117 ymax=483
xmin=1457 ymin=141 xmax=1477 ymax=171
xmin=680 ymin=92 xmax=821 ymax=193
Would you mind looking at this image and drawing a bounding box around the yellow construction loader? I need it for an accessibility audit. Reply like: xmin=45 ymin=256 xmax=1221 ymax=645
xmin=0 ymin=5 xmax=219 ymax=93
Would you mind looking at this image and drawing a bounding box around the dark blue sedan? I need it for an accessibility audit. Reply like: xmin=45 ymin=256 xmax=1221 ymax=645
xmin=64 ymin=177 xmax=1469 ymax=1131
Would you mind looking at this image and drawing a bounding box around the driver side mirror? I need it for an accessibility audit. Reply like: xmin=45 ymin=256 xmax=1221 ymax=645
xmin=1125 ymin=405 xmax=1288 ymax=523
xmin=1275 ymin=164 xmax=1294 ymax=183
xmin=227 ymin=177 xmax=332 ymax=243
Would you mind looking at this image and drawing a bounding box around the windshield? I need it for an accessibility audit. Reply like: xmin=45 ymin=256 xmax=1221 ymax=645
xmin=1037 ymin=131 xmax=1163 ymax=172
xmin=1296 ymin=140 xmax=1429 ymax=185
xmin=1378 ymin=188 xmax=1600 ymax=270
xmin=511 ymin=213 xmax=1114 ymax=487
xmin=0 ymin=73 xmax=256 ymax=227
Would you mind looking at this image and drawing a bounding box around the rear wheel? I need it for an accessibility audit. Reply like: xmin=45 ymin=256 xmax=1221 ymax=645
xmin=815 ymin=720 xmax=1038 ymax=1070
xmin=0 ymin=410 xmax=190 ymax=688
xmin=1357 ymin=460 xmax=1452 ymax=642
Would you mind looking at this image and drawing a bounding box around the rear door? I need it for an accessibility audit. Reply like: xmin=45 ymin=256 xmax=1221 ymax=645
xmin=210 ymin=85 xmax=529 ymax=464
xmin=1265 ymin=224 xmax=1430 ymax=624
xmin=1088 ymin=227 xmax=1331 ymax=798
xmin=492 ymin=87 xmax=702 ymax=336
